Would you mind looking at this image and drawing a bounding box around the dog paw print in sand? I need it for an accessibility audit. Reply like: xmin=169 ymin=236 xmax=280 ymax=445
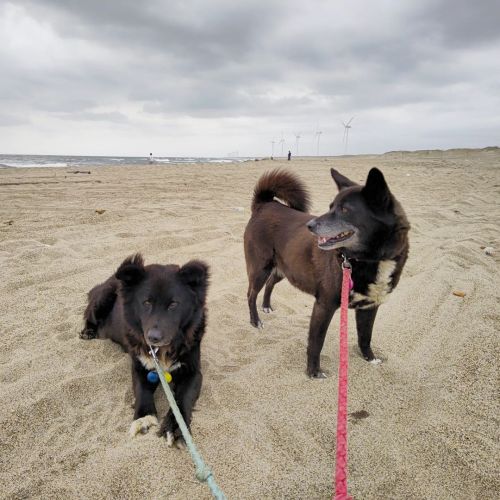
xmin=39 ymin=237 xmax=58 ymax=246
xmin=53 ymin=321 xmax=75 ymax=340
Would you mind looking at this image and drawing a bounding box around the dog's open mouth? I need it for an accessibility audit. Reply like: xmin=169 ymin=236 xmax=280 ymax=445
xmin=318 ymin=231 xmax=354 ymax=248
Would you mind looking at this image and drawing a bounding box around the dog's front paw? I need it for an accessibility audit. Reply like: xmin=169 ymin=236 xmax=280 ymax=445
xmin=166 ymin=430 xmax=186 ymax=449
xmin=159 ymin=423 xmax=186 ymax=449
xmin=129 ymin=415 xmax=158 ymax=437
xmin=262 ymin=306 xmax=273 ymax=314
xmin=80 ymin=328 xmax=97 ymax=340
xmin=361 ymin=347 xmax=382 ymax=364
xmin=308 ymin=370 xmax=327 ymax=379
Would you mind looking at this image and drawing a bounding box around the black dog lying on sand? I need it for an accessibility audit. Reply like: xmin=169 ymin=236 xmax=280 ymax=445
xmin=80 ymin=254 xmax=209 ymax=446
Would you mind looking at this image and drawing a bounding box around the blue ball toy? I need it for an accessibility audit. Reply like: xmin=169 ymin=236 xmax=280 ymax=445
xmin=147 ymin=371 xmax=159 ymax=383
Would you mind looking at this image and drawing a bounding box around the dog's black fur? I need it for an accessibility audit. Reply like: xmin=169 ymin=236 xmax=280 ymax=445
xmin=244 ymin=168 xmax=409 ymax=377
xmin=80 ymin=254 xmax=209 ymax=445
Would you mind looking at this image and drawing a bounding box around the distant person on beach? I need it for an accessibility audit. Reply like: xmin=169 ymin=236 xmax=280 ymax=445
xmin=288 ymin=150 xmax=291 ymax=161
xmin=148 ymin=153 xmax=154 ymax=164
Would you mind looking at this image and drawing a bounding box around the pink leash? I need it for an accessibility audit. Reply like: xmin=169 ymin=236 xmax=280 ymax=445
xmin=334 ymin=256 xmax=353 ymax=500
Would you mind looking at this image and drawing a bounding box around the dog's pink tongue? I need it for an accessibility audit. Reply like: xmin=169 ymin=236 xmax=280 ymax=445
xmin=319 ymin=236 xmax=328 ymax=244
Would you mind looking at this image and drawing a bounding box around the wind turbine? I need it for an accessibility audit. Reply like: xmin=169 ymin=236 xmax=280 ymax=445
xmin=315 ymin=130 xmax=323 ymax=156
xmin=279 ymin=133 xmax=285 ymax=156
xmin=271 ymin=139 xmax=276 ymax=158
xmin=295 ymin=133 xmax=301 ymax=156
xmin=342 ymin=117 xmax=354 ymax=154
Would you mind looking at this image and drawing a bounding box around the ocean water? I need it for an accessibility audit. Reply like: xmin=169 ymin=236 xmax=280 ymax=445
xmin=0 ymin=154 xmax=254 ymax=169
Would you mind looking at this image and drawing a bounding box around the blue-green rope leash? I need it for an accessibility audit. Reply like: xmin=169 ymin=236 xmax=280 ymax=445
xmin=149 ymin=348 xmax=226 ymax=500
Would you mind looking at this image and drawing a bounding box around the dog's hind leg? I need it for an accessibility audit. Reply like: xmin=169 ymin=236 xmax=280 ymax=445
xmin=355 ymin=306 xmax=381 ymax=364
xmin=80 ymin=280 xmax=117 ymax=340
xmin=80 ymin=322 xmax=99 ymax=339
xmin=306 ymin=299 xmax=338 ymax=378
xmin=247 ymin=264 xmax=274 ymax=329
xmin=262 ymin=269 xmax=284 ymax=313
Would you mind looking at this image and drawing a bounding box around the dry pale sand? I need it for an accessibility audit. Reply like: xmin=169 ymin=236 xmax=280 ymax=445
xmin=0 ymin=150 xmax=499 ymax=499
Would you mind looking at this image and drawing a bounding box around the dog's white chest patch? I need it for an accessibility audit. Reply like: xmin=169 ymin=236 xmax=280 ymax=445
xmin=350 ymin=260 xmax=397 ymax=309
xmin=138 ymin=351 xmax=174 ymax=372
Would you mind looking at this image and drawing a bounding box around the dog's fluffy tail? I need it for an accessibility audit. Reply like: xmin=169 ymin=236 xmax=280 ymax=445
xmin=251 ymin=169 xmax=311 ymax=213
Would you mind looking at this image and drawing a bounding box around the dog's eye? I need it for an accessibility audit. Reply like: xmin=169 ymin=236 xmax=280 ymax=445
xmin=143 ymin=300 xmax=152 ymax=307
xmin=341 ymin=206 xmax=349 ymax=214
xmin=168 ymin=301 xmax=178 ymax=310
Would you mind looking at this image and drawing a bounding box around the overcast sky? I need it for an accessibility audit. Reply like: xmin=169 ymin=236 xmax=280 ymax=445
xmin=1 ymin=0 xmax=499 ymax=157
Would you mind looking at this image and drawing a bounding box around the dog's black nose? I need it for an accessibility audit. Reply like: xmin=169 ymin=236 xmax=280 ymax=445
xmin=146 ymin=328 xmax=162 ymax=344
xmin=307 ymin=219 xmax=317 ymax=232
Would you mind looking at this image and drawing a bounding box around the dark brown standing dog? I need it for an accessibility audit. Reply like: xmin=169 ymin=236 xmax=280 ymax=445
xmin=244 ymin=168 xmax=409 ymax=378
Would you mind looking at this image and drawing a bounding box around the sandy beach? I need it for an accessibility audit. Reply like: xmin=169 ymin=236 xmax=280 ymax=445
xmin=0 ymin=150 xmax=499 ymax=499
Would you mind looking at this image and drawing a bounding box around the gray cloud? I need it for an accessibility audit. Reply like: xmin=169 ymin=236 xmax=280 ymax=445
xmin=418 ymin=0 xmax=500 ymax=48
xmin=0 ymin=113 xmax=30 ymax=127
xmin=0 ymin=0 xmax=499 ymax=155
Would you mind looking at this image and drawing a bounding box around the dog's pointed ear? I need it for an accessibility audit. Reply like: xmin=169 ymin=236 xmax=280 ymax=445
xmin=179 ymin=260 xmax=209 ymax=302
xmin=361 ymin=168 xmax=392 ymax=210
xmin=116 ymin=254 xmax=146 ymax=286
xmin=331 ymin=168 xmax=357 ymax=191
